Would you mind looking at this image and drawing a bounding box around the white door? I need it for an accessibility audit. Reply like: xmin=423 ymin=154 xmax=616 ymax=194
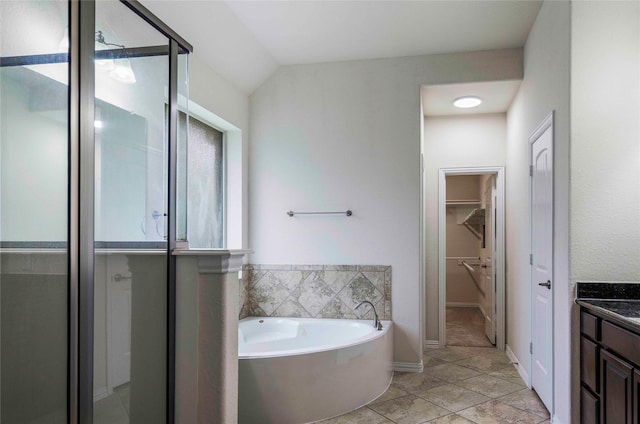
xmin=531 ymin=118 xmax=553 ymax=411
xmin=482 ymin=176 xmax=496 ymax=344
xmin=107 ymin=257 xmax=132 ymax=390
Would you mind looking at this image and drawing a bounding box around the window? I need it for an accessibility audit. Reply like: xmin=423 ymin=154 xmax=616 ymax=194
xmin=178 ymin=111 xmax=224 ymax=248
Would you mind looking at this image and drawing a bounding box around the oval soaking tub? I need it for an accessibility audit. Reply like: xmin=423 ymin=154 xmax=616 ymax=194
xmin=238 ymin=317 xmax=393 ymax=424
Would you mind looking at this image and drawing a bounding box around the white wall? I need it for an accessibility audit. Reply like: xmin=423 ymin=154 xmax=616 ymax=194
xmin=571 ymin=2 xmax=640 ymax=282
xmin=423 ymin=114 xmax=507 ymax=341
xmin=0 ymin=71 xmax=67 ymax=241
xmin=249 ymin=50 xmax=521 ymax=364
xmin=571 ymin=1 xmax=640 ymax=422
xmin=505 ymin=1 xmax=570 ymax=422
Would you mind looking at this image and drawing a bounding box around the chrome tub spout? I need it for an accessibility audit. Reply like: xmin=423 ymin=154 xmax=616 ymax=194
xmin=355 ymin=300 xmax=382 ymax=330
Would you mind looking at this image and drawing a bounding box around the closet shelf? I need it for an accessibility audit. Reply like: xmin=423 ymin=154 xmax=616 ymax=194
xmin=445 ymin=199 xmax=481 ymax=206
xmin=461 ymin=207 xmax=486 ymax=248
xmin=462 ymin=208 xmax=485 ymax=225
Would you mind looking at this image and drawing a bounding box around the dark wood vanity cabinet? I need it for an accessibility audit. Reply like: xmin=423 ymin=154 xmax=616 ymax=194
xmin=581 ymin=310 xmax=640 ymax=424
xmin=633 ymin=369 xmax=640 ymax=424
xmin=600 ymin=349 xmax=633 ymax=423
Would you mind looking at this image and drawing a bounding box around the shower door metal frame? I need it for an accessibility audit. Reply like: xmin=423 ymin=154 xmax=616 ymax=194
xmin=67 ymin=1 xmax=193 ymax=423
xmin=69 ymin=1 xmax=96 ymax=422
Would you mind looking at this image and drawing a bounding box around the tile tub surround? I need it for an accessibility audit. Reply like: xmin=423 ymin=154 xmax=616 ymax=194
xmin=240 ymin=265 xmax=391 ymax=321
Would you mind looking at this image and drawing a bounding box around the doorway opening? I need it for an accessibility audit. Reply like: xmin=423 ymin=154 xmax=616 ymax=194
xmin=438 ymin=167 xmax=505 ymax=350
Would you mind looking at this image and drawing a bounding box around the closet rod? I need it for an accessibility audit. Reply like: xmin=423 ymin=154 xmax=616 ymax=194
xmin=445 ymin=256 xmax=480 ymax=260
xmin=461 ymin=260 xmax=485 ymax=295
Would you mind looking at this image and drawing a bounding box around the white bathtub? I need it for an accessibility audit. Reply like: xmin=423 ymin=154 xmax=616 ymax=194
xmin=238 ymin=317 xmax=393 ymax=424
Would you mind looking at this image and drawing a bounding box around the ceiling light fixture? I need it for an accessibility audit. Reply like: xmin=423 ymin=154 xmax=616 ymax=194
xmin=110 ymin=59 xmax=136 ymax=84
xmin=95 ymin=31 xmax=136 ymax=84
xmin=453 ymin=96 xmax=482 ymax=109
xmin=58 ymin=27 xmax=69 ymax=52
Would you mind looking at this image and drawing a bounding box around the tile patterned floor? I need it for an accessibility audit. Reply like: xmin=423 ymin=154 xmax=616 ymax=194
xmin=317 ymin=346 xmax=550 ymax=424
xmin=94 ymin=384 xmax=130 ymax=424
xmin=446 ymin=307 xmax=493 ymax=347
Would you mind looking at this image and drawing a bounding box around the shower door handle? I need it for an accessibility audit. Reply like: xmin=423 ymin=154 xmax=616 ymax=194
xmin=538 ymin=280 xmax=551 ymax=289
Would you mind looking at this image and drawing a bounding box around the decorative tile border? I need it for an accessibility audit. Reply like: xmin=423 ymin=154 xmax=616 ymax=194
xmin=239 ymin=265 xmax=391 ymax=321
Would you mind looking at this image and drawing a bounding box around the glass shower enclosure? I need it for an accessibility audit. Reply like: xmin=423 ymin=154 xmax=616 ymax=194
xmin=0 ymin=1 xmax=191 ymax=422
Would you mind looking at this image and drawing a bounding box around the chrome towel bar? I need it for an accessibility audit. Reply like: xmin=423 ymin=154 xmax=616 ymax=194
xmin=287 ymin=210 xmax=352 ymax=217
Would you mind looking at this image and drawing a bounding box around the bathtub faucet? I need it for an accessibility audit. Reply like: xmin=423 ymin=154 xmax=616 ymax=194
xmin=355 ymin=300 xmax=383 ymax=331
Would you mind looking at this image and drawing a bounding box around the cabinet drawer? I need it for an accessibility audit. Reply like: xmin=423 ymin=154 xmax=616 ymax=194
xmin=581 ymin=311 xmax=599 ymax=340
xmin=581 ymin=336 xmax=599 ymax=392
xmin=581 ymin=386 xmax=599 ymax=424
xmin=601 ymin=321 xmax=640 ymax=367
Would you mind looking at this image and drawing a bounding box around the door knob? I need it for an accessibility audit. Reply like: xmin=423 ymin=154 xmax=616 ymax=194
xmin=538 ymin=280 xmax=551 ymax=289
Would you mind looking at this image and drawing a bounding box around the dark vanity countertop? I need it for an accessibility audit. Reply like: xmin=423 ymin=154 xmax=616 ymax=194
xmin=576 ymin=282 xmax=640 ymax=333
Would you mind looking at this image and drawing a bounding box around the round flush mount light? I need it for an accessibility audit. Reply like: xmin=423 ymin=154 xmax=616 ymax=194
xmin=453 ymin=96 xmax=482 ymax=109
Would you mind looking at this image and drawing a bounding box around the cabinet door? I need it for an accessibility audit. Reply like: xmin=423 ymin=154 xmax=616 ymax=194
xmin=634 ymin=369 xmax=640 ymax=424
xmin=601 ymin=350 xmax=633 ymax=424
xmin=582 ymin=386 xmax=600 ymax=424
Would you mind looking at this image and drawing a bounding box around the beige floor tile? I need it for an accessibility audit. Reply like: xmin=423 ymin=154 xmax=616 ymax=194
xmin=455 ymin=375 xmax=523 ymax=398
xmin=424 ymin=355 xmax=449 ymax=368
xmin=454 ymin=354 xmax=512 ymax=373
xmin=446 ymin=307 xmax=493 ymax=347
xmin=371 ymin=384 xmax=409 ymax=405
xmin=393 ymin=372 xmax=448 ymax=393
xmin=315 ymin=406 xmax=393 ymax=424
xmin=369 ymin=395 xmax=451 ymax=424
xmin=424 ymin=363 xmax=482 ymax=383
xmin=487 ymin=366 xmax=527 ymax=388
xmin=420 ymin=383 xmax=491 ymax=412
xmin=498 ymin=389 xmax=550 ymax=419
xmin=423 ymin=347 xmax=477 ymax=362
xmin=428 ymin=414 xmax=477 ymax=423
xmin=458 ymin=399 xmax=547 ymax=424
xmin=451 ymin=346 xmax=497 ymax=357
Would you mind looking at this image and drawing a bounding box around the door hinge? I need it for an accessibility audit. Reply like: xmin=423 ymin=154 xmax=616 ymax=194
xmin=529 ymin=254 xmax=533 ymax=265
xmin=530 ymin=342 xmax=533 ymax=354
xmin=529 ymin=165 xmax=533 ymax=177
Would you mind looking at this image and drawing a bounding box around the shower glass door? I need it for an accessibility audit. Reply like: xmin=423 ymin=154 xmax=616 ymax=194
xmin=93 ymin=2 xmax=173 ymax=422
xmin=0 ymin=1 xmax=70 ymax=422
xmin=1 ymin=1 xmax=190 ymax=422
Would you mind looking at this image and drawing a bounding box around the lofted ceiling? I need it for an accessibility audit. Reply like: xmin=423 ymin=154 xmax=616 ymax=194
xmin=142 ymin=0 xmax=543 ymax=95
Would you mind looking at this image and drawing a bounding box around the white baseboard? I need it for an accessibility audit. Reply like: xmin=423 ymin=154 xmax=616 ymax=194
xmin=424 ymin=339 xmax=442 ymax=349
xmin=446 ymin=302 xmax=480 ymax=308
xmin=393 ymin=361 xmax=424 ymax=373
xmin=94 ymin=387 xmax=109 ymax=402
xmin=551 ymin=415 xmax=565 ymax=424
xmin=505 ymin=344 xmax=530 ymax=387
